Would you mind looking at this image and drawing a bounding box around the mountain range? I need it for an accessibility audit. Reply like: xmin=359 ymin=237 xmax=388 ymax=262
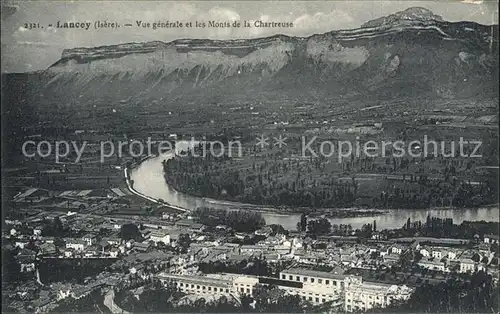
xmin=3 ymin=7 xmax=499 ymax=108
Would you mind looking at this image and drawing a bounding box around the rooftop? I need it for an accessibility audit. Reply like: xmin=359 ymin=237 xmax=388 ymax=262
xmin=158 ymin=273 xmax=232 ymax=287
xmin=281 ymin=268 xmax=346 ymax=280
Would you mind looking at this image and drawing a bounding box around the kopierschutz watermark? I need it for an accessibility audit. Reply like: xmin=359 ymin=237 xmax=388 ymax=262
xmin=21 ymin=135 xmax=482 ymax=163
xmin=301 ymin=135 xmax=482 ymax=161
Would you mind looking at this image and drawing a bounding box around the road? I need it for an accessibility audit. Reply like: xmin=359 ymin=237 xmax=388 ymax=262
xmin=104 ymin=289 xmax=131 ymax=314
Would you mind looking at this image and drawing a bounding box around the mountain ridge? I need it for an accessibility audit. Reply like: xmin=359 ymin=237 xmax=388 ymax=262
xmin=4 ymin=7 xmax=499 ymax=108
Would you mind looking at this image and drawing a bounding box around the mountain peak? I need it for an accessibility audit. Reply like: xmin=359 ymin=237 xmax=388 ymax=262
xmin=362 ymin=7 xmax=444 ymax=28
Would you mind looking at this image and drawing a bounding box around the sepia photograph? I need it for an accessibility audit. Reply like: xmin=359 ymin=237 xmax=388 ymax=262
xmin=1 ymin=1 xmax=499 ymax=313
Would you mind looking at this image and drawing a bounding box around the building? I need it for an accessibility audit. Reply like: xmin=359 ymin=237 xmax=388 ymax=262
xmin=65 ymin=239 xmax=86 ymax=251
xmin=109 ymin=248 xmax=120 ymax=258
xmin=133 ymin=242 xmax=152 ymax=252
xmin=158 ymin=273 xmax=233 ymax=297
xmin=484 ymin=234 xmax=499 ymax=245
xmin=130 ymin=264 xmax=146 ymax=275
xmin=33 ymin=227 xmax=43 ymax=237
xmin=102 ymin=237 xmax=121 ymax=246
xmin=149 ymin=230 xmax=171 ymax=245
xmin=254 ymin=227 xmax=273 ymax=237
xmin=459 ymin=258 xmax=477 ymax=273
xmin=447 ymin=251 xmax=458 ymax=260
xmin=277 ymin=269 xmax=348 ymax=305
xmin=280 ymin=268 xmax=347 ymax=290
xmin=431 ymin=250 xmax=443 ymax=260
xmin=18 ymin=255 xmax=36 ymax=272
xmin=419 ymin=248 xmax=430 ymax=257
xmin=82 ymin=234 xmax=97 ymax=246
xmin=417 ymin=259 xmax=446 ymax=272
xmin=345 ymin=281 xmax=413 ymax=312
xmin=39 ymin=243 xmax=57 ymax=256
xmin=240 ymin=245 xmax=265 ymax=255
xmin=390 ymin=244 xmax=405 ymax=255
xmin=157 ymin=268 xmax=412 ymax=310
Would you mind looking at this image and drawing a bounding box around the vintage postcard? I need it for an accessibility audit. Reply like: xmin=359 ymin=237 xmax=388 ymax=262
xmin=1 ymin=1 xmax=499 ymax=313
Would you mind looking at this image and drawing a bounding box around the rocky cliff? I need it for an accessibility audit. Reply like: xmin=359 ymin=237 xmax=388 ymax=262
xmin=5 ymin=8 xmax=499 ymax=106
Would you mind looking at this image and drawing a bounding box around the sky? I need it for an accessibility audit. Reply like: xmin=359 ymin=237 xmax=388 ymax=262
xmin=1 ymin=0 xmax=498 ymax=73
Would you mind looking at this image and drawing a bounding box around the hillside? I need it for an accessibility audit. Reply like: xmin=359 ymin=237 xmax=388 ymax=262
xmin=2 ymin=7 xmax=499 ymax=120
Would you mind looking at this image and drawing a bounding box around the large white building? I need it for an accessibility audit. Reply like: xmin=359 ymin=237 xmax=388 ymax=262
xmin=157 ymin=268 xmax=413 ymax=311
xmin=459 ymin=258 xmax=479 ymax=273
xmin=157 ymin=273 xmax=234 ymax=298
xmin=279 ymin=268 xmax=347 ymax=304
xmin=149 ymin=230 xmax=171 ymax=245
xmin=345 ymin=281 xmax=413 ymax=312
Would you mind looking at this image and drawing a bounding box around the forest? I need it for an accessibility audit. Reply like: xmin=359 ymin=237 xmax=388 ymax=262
xmin=163 ymin=146 xmax=498 ymax=209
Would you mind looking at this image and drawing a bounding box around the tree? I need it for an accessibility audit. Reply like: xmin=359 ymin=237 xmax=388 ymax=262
xmin=300 ymin=213 xmax=307 ymax=232
xmin=2 ymin=248 xmax=21 ymax=283
xmin=307 ymin=218 xmax=331 ymax=236
xmin=252 ymin=284 xmax=304 ymax=313
xmin=371 ymin=271 xmax=498 ymax=313
xmin=240 ymin=294 xmax=253 ymax=311
xmin=54 ymin=237 xmax=65 ymax=248
xmin=120 ymin=223 xmax=142 ymax=241
xmin=177 ymin=234 xmax=191 ymax=253
xmin=414 ymin=251 xmax=423 ymax=262
xmin=269 ymin=224 xmax=288 ymax=236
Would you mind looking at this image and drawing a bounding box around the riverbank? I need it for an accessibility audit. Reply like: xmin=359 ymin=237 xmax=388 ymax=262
xmin=130 ymin=153 xmax=499 ymax=230
xmin=124 ymin=156 xmax=188 ymax=213
xmin=162 ymin=154 xmax=498 ymax=216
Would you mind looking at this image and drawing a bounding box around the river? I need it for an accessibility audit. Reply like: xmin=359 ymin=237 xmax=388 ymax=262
xmin=130 ymin=152 xmax=498 ymax=231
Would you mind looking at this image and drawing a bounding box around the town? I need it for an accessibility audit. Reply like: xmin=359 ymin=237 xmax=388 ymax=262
xmin=2 ymin=162 xmax=499 ymax=313
xmin=2 ymin=2 xmax=499 ymax=313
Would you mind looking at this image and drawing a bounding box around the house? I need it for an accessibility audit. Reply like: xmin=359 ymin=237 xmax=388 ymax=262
xmin=215 ymin=225 xmax=230 ymax=231
xmin=418 ymin=259 xmax=446 ymax=272
xmin=240 ymin=245 xmax=265 ymax=255
xmin=484 ymin=234 xmax=499 ymax=245
xmin=254 ymin=226 xmax=273 ymax=237
xmin=447 ymin=251 xmax=458 ymax=260
xmin=66 ymin=239 xmax=86 ymax=251
xmin=390 ymin=244 xmax=405 ymax=255
xmin=175 ymin=219 xmax=195 ymax=229
xmin=130 ymin=264 xmax=146 ymax=275
xmin=82 ymin=234 xmax=97 ymax=246
xmin=149 ymin=230 xmax=171 ymax=245
xmin=98 ymin=239 xmax=111 ymax=253
xmin=263 ymin=252 xmax=280 ymax=262
xmin=57 ymin=287 xmax=73 ymax=300
xmin=133 ymin=242 xmax=152 ymax=252
xmin=103 ymin=237 xmax=121 ymax=246
xmin=84 ymin=251 xmax=96 ymax=258
xmin=15 ymin=240 xmax=29 ymax=249
xmin=379 ymin=246 xmax=390 ymax=257
xmin=382 ymin=254 xmax=400 ymax=266
xmin=431 ymin=250 xmax=443 ymax=260
xmin=17 ymin=249 xmax=36 ymax=272
xmin=109 ymin=248 xmax=120 ymax=258
xmin=42 ymin=237 xmax=55 ymax=244
xmin=190 ymin=223 xmax=205 ymax=233
xmin=419 ymin=248 xmax=430 ymax=257
xmin=64 ymin=249 xmax=74 ymax=258
xmin=39 ymin=243 xmax=57 ymax=256
xmin=459 ymin=258 xmax=477 ymax=273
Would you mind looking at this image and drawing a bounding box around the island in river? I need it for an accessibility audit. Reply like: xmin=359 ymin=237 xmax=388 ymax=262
xmin=130 ymin=152 xmax=499 ymax=231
